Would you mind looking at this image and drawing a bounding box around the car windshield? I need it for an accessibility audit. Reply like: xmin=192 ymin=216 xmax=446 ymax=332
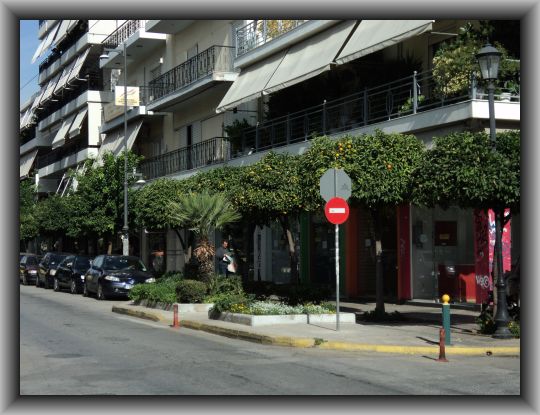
xmin=103 ymin=257 xmax=147 ymax=272
xmin=26 ymin=257 xmax=38 ymax=266
xmin=75 ymin=257 xmax=91 ymax=269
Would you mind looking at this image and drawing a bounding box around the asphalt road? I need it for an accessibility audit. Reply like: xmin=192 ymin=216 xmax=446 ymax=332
xmin=20 ymin=284 xmax=520 ymax=395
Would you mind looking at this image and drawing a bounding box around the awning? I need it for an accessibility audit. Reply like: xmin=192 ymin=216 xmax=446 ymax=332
xmin=335 ymin=20 xmax=434 ymax=65
xmin=51 ymin=113 xmax=77 ymax=150
xmin=20 ymin=149 xmax=39 ymax=179
xmin=52 ymin=20 xmax=78 ymax=49
xmin=67 ymin=108 xmax=88 ymax=139
xmin=20 ymin=107 xmax=36 ymax=130
xmin=216 ymin=49 xmax=287 ymax=113
xmin=31 ymin=22 xmax=60 ymax=64
xmin=263 ymin=20 xmax=357 ymax=95
xmin=40 ymin=72 xmax=61 ymax=104
xmin=66 ymin=48 xmax=91 ymax=85
xmin=98 ymin=121 xmax=143 ymax=160
xmin=53 ymin=58 xmax=77 ymax=94
xmin=30 ymin=87 xmax=46 ymax=111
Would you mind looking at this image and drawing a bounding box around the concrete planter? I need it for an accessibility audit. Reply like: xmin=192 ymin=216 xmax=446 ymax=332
xmin=211 ymin=311 xmax=356 ymax=326
xmin=134 ymin=300 xmax=213 ymax=313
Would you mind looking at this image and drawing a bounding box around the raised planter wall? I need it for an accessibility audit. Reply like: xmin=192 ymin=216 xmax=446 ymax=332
xmin=212 ymin=312 xmax=356 ymax=326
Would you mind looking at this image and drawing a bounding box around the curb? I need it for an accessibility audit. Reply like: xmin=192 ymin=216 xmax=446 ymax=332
xmin=111 ymin=306 xmax=520 ymax=356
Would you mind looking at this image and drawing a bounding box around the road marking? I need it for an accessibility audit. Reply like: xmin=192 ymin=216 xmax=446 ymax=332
xmin=112 ymin=314 xmax=167 ymax=329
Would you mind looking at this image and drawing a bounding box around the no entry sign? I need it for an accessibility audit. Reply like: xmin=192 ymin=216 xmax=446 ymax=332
xmin=324 ymin=197 xmax=350 ymax=225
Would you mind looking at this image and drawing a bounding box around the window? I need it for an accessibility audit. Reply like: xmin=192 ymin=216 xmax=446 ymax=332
xmin=92 ymin=255 xmax=104 ymax=269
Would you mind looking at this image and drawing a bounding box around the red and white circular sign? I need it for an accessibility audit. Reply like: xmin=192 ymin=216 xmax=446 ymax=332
xmin=324 ymin=197 xmax=350 ymax=225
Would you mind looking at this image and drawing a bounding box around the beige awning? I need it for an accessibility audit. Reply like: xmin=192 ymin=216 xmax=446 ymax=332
xmin=52 ymin=20 xmax=78 ymax=49
xmin=98 ymin=121 xmax=143 ymax=161
xmin=31 ymin=87 xmax=46 ymax=111
xmin=20 ymin=149 xmax=39 ymax=179
xmin=263 ymin=21 xmax=357 ymax=95
xmin=40 ymin=73 xmax=61 ymax=104
xmin=216 ymin=49 xmax=287 ymax=113
xmin=66 ymin=48 xmax=91 ymax=85
xmin=335 ymin=20 xmax=433 ymax=65
xmin=31 ymin=22 xmax=60 ymax=64
xmin=67 ymin=108 xmax=88 ymax=139
xmin=53 ymin=58 xmax=77 ymax=94
xmin=51 ymin=113 xmax=77 ymax=150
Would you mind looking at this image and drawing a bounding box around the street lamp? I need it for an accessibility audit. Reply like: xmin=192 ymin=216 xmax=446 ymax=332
xmin=476 ymin=43 xmax=512 ymax=339
xmin=100 ymin=42 xmax=129 ymax=256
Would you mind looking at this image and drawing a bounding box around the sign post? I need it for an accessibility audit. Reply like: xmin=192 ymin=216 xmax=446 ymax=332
xmin=320 ymin=168 xmax=352 ymax=331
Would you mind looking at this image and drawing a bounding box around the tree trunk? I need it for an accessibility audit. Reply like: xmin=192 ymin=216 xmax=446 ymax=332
xmin=371 ymin=209 xmax=385 ymax=316
xmin=279 ymin=216 xmax=299 ymax=284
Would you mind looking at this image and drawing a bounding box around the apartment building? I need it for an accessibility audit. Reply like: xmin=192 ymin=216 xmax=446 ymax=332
xmin=19 ymin=20 xmax=121 ymax=195
xmin=23 ymin=19 xmax=519 ymax=304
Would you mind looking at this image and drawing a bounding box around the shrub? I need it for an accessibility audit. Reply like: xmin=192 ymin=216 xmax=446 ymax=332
xmin=243 ymin=280 xmax=277 ymax=300
xmin=210 ymin=292 xmax=253 ymax=314
xmin=128 ymin=273 xmax=183 ymax=304
xmin=509 ymin=321 xmax=520 ymax=338
xmin=176 ymin=279 xmax=208 ymax=303
xmin=206 ymin=274 xmax=244 ymax=297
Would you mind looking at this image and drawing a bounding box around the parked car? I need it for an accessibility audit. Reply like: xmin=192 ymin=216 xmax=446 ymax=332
xmin=37 ymin=252 xmax=72 ymax=289
xmin=84 ymin=255 xmax=155 ymax=300
xmin=19 ymin=254 xmax=41 ymax=285
xmin=53 ymin=255 xmax=93 ymax=294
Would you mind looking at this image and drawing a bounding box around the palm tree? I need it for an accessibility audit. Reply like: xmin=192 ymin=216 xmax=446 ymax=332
xmin=167 ymin=192 xmax=241 ymax=281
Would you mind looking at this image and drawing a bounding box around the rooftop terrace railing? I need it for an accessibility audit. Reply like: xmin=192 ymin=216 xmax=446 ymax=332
xmin=235 ymin=20 xmax=308 ymax=57
xmin=146 ymin=45 xmax=236 ymax=103
xmin=102 ymin=20 xmax=145 ymax=49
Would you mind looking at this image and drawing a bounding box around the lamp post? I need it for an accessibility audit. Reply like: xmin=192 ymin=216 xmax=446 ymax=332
xmin=100 ymin=42 xmax=129 ymax=256
xmin=476 ymin=43 xmax=512 ymax=339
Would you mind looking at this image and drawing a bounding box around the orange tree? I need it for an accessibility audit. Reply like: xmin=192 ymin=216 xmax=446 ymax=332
xmin=301 ymin=131 xmax=425 ymax=315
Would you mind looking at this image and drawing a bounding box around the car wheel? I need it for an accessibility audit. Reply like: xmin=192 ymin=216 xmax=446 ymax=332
xmin=22 ymin=274 xmax=28 ymax=286
xmin=83 ymin=283 xmax=89 ymax=297
xmin=44 ymin=276 xmax=50 ymax=289
xmin=70 ymin=279 xmax=78 ymax=295
xmin=35 ymin=275 xmax=40 ymax=288
xmin=97 ymin=283 xmax=107 ymax=301
xmin=53 ymin=277 xmax=60 ymax=292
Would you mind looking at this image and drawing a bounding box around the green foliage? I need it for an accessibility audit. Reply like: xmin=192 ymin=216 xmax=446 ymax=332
xmin=413 ymin=130 xmax=520 ymax=212
xmin=35 ymin=194 xmax=72 ymax=235
xmin=20 ymin=179 xmax=38 ymax=241
xmin=509 ymin=321 xmax=520 ymax=338
xmin=432 ymin=22 xmax=520 ymax=98
xmin=275 ymin=283 xmax=333 ymax=306
xmin=301 ymin=132 xmax=425 ymax=210
xmin=132 ymin=178 xmax=184 ymax=231
xmin=176 ymin=279 xmax=208 ymax=303
xmin=128 ymin=273 xmax=183 ymax=304
xmin=205 ymin=274 xmax=244 ymax=298
xmin=224 ymin=119 xmax=252 ymax=154
xmin=228 ymin=151 xmax=306 ymax=225
xmin=70 ymin=150 xmax=142 ymax=237
xmin=209 ymin=292 xmax=254 ymax=314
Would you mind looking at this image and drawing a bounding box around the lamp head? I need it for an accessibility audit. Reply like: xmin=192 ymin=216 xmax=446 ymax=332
xmin=476 ymin=43 xmax=502 ymax=81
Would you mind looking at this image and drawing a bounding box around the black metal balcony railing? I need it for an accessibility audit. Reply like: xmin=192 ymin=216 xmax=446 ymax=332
xmin=147 ymin=46 xmax=236 ymax=103
xmin=139 ymin=67 xmax=520 ymax=180
xmin=102 ymin=20 xmax=145 ymax=49
xmin=235 ymin=20 xmax=308 ymax=57
xmin=139 ymin=137 xmax=228 ymax=180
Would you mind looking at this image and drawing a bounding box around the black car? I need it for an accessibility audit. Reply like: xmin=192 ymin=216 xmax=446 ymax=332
xmin=84 ymin=255 xmax=155 ymax=300
xmin=19 ymin=254 xmax=41 ymax=285
xmin=37 ymin=252 xmax=72 ymax=289
xmin=53 ymin=255 xmax=93 ymax=294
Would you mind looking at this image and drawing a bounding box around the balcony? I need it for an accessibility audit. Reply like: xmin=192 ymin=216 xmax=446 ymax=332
xmin=37 ymin=145 xmax=98 ymax=178
xmin=146 ymin=45 xmax=237 ymax=111
xmin=139 ymin=137 xmax=228 ymax=180
xmin=100 ymin=20 xmax=166 ymax=69
xmin=236 ymin=20 xmax=308 ymax=57
xmin=140 ymin=68 xmax=520 ymax=181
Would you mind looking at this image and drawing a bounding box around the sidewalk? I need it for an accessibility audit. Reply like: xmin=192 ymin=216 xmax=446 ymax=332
xmin=111 ymin=301 xmax=520 ymax=356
